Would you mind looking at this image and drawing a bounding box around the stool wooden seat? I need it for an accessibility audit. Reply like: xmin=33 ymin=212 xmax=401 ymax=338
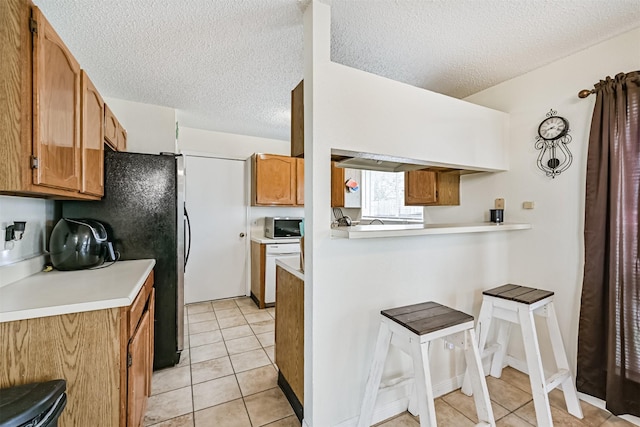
xmin=358 ymin=302 xmax=495 ymax=427
xmin=462 ymin=284 xmax=583 ymax=427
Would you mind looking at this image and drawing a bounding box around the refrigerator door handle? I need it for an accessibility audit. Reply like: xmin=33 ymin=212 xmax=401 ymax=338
xmin=184 ymin=206 xmax=192 ymax=269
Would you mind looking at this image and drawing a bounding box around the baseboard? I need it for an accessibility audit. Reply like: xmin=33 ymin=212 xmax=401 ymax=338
xmin=278 ymin=372 xmax=303 ymax=422
xmin=334 ymin=372 xmax=469 ymax=427
xmin=249 ymin=292 xmax=261 ymax=308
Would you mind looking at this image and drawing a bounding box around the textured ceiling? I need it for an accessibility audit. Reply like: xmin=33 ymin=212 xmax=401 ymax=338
xmin=33 ymin=0 xmax=640 ymax=142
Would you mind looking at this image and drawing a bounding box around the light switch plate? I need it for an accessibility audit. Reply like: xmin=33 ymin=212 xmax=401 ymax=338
xmin=495 ymin=198 xmax=505 ymax=209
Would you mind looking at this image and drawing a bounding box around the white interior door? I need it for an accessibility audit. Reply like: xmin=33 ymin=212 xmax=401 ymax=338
xmin=184 ymin=155 xmax=248 ymax=303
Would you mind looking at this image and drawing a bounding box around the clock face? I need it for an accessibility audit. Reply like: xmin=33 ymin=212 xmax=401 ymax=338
xmin=538 ymin=116 xmax=568 ymax=140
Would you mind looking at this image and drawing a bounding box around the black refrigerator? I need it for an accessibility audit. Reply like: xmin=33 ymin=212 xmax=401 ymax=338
xmin=62 ymin=150 xmax=188 ymax=370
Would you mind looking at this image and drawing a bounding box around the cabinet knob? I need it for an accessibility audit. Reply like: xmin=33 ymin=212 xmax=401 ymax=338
xmin=239 ymin=232 xmax=245 ymax=238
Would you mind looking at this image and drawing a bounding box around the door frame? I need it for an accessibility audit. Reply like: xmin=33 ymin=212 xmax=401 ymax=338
xmin=181 ymin=150 xmax=251 ymax=297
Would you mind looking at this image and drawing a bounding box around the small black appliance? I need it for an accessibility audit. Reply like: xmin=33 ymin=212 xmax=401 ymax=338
xmin=49 ymin=218 xmax=114 ymax=270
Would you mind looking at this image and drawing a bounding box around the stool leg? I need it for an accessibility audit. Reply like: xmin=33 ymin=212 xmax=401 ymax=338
xmin=357 ymin=322 xmax=393 ymax=427
xmin=462 ymin=300 xmax=493 ymax=396
xmin=408 ymin=380 xmax=419 ymax=416
xmin=545 ymin=302 xmax=583 ymax=419
xmin=518 ymin=307 xmax=553 ymax=427
xmin=463 ymin=328 xmax=496 ymax=426
xmin=489 ymin=320 xmax=511 ymax=378
xmin=410 ymin=340 xmax=437 ymax=427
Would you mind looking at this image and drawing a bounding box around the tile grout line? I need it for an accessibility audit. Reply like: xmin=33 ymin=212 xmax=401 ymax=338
xmin=233 ymin=298 xmax=257 ymax=427
xmin=149 ymin=298 xmax=293 ymax=427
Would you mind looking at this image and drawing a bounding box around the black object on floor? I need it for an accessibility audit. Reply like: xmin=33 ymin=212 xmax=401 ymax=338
xmin=0 ymin=380 xmax=67 ymax=427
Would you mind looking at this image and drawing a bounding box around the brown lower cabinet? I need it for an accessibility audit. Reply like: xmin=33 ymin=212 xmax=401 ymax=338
xmin=0 ymin=271 xmax=155 ymax=427
xmin=250 ymin=241 xmax=268 ymax=309
xmin=275 ymin=265 xmax=304 ymax=421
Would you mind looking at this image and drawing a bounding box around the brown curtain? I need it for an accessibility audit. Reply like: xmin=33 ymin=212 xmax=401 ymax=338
xmin=577 ymin=71 xmax=640 ymax=417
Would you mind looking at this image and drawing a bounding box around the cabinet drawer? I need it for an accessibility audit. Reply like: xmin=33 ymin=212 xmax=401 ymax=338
xmin=129 ymin=271 xmax=154 ymax=336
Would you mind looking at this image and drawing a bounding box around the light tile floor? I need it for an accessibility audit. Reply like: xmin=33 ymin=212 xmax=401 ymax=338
xmin=374 ymin=367 xmax=636 ymax=427
xmin=144 ymin=297 xmax=298 ymax=427
xmin=144 ymin=297 xmax=635 ymax=427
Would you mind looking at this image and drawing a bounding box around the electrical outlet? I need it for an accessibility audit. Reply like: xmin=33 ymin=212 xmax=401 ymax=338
xmin=495 ymin=198 xmax=505 ymax=209
xmin=523 ymin=201 xmax=535 ymax=209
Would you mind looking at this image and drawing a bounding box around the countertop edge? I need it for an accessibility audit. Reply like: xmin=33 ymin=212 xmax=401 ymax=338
xmin=276 ymin=258 xmax=305 ymax=281
xmin=0 ymin=259 xmax=156 ymax=323
xmin=251 ymin=235 xmax=301 ymax=244
xmin=331 ymin=222 xmax=532 ymax=239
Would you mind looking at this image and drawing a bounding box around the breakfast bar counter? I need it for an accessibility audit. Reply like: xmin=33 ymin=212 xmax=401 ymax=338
xmin=331 ymin=221 xmax=531 ymax=239
xmin=0 ymin=259 xmax=155 ymax=322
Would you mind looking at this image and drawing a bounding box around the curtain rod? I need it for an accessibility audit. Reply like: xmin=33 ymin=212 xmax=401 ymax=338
xmin=578 ymin=89 xmax=595 ymax=98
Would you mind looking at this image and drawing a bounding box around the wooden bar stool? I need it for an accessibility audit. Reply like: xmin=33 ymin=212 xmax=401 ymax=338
xmin=358 ymin=302 xmax=495 ymax=427
xmin=462 ymin=284 xmax=583 ymax=427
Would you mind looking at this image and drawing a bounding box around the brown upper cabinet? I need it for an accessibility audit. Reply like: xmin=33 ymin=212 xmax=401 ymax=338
xmin=117 ymin=123 xmax=128 ymax=152
xmin=252 ymin=153 xmax=303 ymax=206
xmin=331 ymin=161 xmax=345 ymax=207
xmin=404 ymin=170 xmax=460 ymax=206
xmin=81 ymin=71 xmax=104 ymax=196
xmin=291 ymin=80 xmax=304 ymax=158
xmin=0 ymin=1 xmax=124 ymax=199
xmin=296 ymin=157 xmax=304 ymax=205
xmin=104 ymin=104 xmax=118 ymax=149
xmin=31 ymin=5 xmax=82 ymax=194
xmin=105 ymin=103 xmax=128 ymax=152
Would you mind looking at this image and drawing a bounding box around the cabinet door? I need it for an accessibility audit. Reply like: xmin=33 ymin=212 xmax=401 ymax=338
xmin=254 ymin=154 xmax=296 ymax=205
xmin=295 ymin=158 xmax=304 ymax=206
xmin=250 ymin=242 xmax=266 ymax=308
xmin=147 ymin=288 xmax=155 ymax=396
xmin=117 ymin=125 xmax=127 ymax=152
xmin=127 ymin=309 xmax=150 ymax=427
xmin=404 ymin=170 xmax=437 ymax=205
xmin=80 ymin=71 xmax=104 ymax=196
xmin=275 ymin=266 xmax=304 ymax=404
xmin=104 ymin=104 xmax=118 ymax=150
xmin=405 ymin=170 xmax=460 ymax=206
xmin=435 ymin=172 xmax=460 ymax=206
xmin=290 ymin=80 xmax=304 ymax=158
xmin=331 ymin=162 xmax=345 ymax=207
xmin=32 ymin=7 xmax=81 ymax=192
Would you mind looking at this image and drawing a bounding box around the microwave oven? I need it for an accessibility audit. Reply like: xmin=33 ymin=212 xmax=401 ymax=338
xmin=264 ymin=217 xmax=303 ymax=239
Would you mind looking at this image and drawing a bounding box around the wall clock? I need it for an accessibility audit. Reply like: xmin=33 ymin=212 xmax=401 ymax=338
xmin=534 ymin=109 xmax=573 ymax=178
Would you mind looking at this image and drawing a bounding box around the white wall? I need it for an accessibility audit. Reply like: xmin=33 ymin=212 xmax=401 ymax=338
xmin=304 ymin=3 xmax=639 ymax=425
xmin=178 ymin=127 xmax=290 ymax=159
xmin=464 ymin=27 xmax=640 ymax=383
xmin=104 ymin=97 xmax=177 ymax=154
xmin=304 ymin=3 xmax=512 ymax=426
xmin=0 ymin=196 xmax=55 ymax=267
xmin=178 ymin=126 xmax=302 ymax=236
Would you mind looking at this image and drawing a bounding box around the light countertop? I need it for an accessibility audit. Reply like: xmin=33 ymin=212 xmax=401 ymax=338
xmin=0 ymin=259 xmax=156 ymax=323
xmin=330 ymin=222 xmax=532 ymax=239
xmin=276 ymin=258 xmax=304 ymax=281
xmin=251 ymin=234 xmax=301 ymax=244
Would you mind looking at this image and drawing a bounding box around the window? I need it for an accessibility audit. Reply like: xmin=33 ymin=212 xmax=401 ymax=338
xmin=361 ymin=170 xmax=423 ymax=221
